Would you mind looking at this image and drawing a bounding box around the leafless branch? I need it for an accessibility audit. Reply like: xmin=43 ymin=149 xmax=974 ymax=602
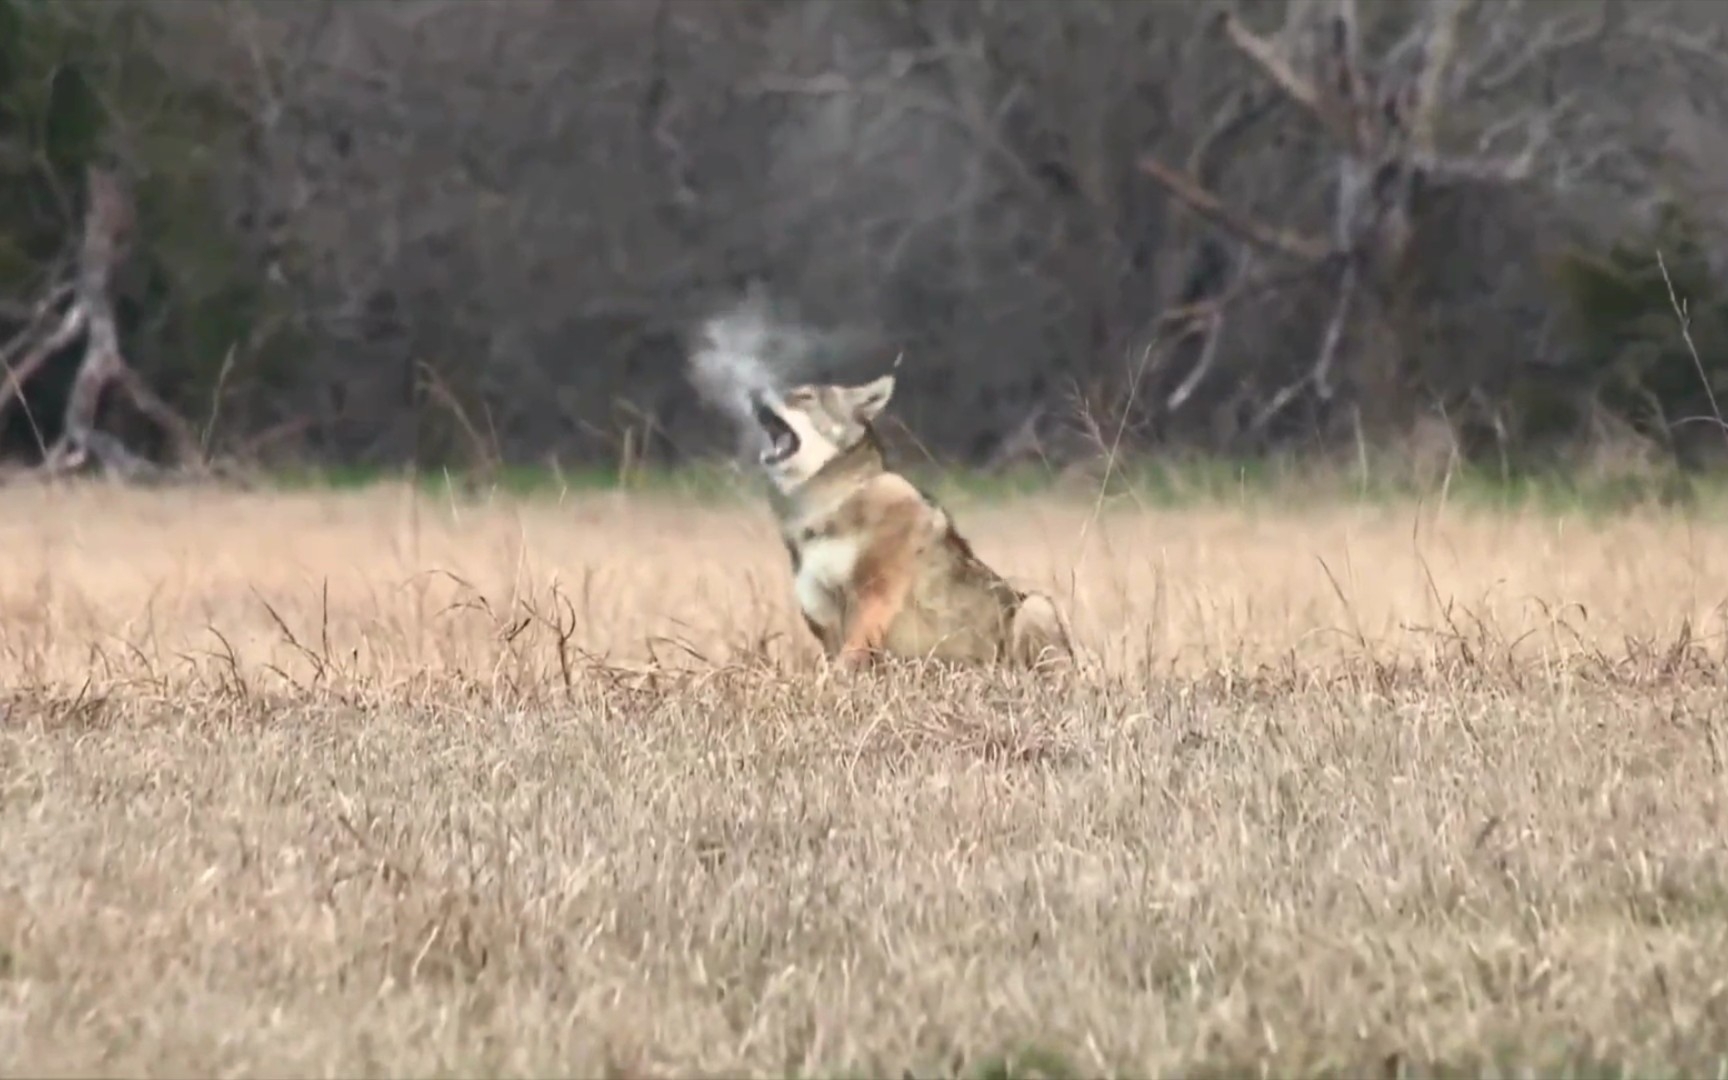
xmin=1464 ymin=6 xmax=1610 ymax=97
xmin=0 ymin=282 xmax=78 ymax=391
xmin=1138 ymin=156 xmax=1332 ymax=262
xmin=1167 ymin=306 xmax=1226 ymax=413
xmin=0 ymin=279 xmax=77 ymax=368
xmin=1618 ymin=19 xmax=1728 ymax=93
xmin=1185 ymin=90 xmax=1278 ymax=185
xmin=1249 ymin=259 xmax=1357 ymax=433
xmin=1217 ymin=12 xmax=1340 ymax=138
xmin=1426 ymin=149 xmax=1537 ymax=185
xmin=1250 ymin=376 xmax=1310 ymax=437
xmin=1310 ymin=261 xmax=1358 ymax=400
xmin=1162 ymin=250 xmax=1259 ymax=413
xmin=1657 ymin=249 xmax=1728 ymax=454
xmin=0 ymin=292 xmax=55 ymax=325
xmin=1408 ymin=0 xmax=1476 ymax=157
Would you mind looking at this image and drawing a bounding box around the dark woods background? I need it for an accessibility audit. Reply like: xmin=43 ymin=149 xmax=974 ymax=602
xmin=4 ymin=0 xmax=1728 ymax=480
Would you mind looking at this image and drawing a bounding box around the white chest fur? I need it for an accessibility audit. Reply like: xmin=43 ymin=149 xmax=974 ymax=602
xmin=793 ymin=534 xmax=860 ymax=631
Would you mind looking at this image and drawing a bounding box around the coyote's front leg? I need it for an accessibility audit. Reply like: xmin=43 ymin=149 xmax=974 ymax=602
xmin=837 ymin=532 xmax=915 ymax=669
xmin=837 ymin=588 xmax=900 ymax=668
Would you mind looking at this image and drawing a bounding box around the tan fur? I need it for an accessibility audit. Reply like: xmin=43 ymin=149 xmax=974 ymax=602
xmin=751 ymin=376 xmax=1073 ymax=669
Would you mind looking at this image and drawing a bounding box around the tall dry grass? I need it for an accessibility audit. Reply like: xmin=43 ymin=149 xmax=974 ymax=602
xmin=2 ymin=480 xmax=1727 ymax=1077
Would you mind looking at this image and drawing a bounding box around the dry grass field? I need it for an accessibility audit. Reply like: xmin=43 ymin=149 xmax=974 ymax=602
xmin=2 ymin=478 xmax=1727 ymax=1078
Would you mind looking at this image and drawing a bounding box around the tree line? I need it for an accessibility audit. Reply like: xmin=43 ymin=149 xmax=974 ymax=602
xmin=3 ymin=0 xmax=1726 ymax=480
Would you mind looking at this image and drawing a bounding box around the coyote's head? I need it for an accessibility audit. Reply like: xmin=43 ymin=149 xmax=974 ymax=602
xmin=750 ymin=375 xmax=896 ymax=492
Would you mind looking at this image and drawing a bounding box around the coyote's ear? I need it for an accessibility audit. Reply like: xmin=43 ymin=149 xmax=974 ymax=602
xmin=847 ymin=375 xmax=896 ymax=423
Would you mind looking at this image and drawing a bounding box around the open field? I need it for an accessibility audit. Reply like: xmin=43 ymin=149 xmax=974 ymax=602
xmin=2 ymin=478 xmax=1727 ymax=1077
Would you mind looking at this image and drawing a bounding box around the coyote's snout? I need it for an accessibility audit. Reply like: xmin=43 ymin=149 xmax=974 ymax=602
xmin=748 ymin=373 xmax=1073 ymax=670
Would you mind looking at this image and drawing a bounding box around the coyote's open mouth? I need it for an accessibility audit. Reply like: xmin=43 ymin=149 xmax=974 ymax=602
xmin=754 ymin=395 xmax=800 ymax=466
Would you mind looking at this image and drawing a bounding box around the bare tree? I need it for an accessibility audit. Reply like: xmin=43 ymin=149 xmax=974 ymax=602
xmin=8 ymin=0 xmax=1719 ymax=476
xmin=1137 ymin=0 xmax=1717 ymax=452
xmin=0 ymin=166 xmax=200 ymax=481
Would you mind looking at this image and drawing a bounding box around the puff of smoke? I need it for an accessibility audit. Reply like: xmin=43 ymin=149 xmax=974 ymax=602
xmin=686 ymin=298 xmax=823 ymax=440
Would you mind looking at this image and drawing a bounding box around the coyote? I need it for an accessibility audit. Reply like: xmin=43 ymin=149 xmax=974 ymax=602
xmin=749 ymin=374 xmax=1073 ymax=669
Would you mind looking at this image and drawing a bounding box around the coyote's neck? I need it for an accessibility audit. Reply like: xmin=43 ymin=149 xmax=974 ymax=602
xmin=767 ymin=426 xmax=888 ymax=520
xmin=812 ymin=427 xmax=886 ymax=485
